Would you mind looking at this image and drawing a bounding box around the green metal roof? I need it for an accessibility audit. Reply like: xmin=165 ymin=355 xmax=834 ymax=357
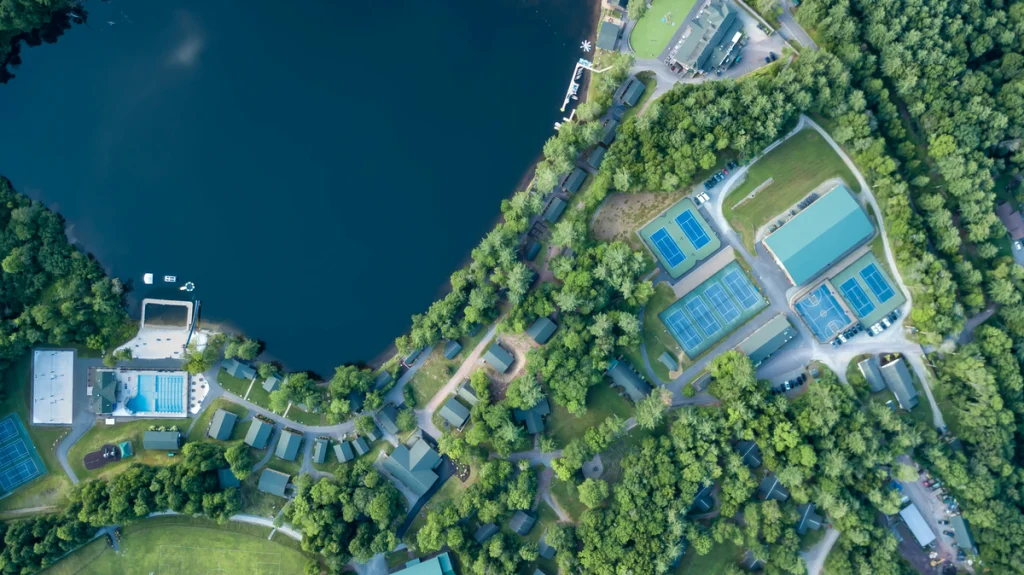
xmin=510 ymin=511 xmax=536 ymax=535
xmin=657 ymin=352 xmax=679 ymax=372
xmin=313 ymin=438 xmax=328 ymax=464
xmin=563 ymin=168 xmax=587 ymax=193
xmin=142 ymin=431 xmax=180 ymax=451
xmin=457 ymin=381 xmax=479 ymax=406
xmin=525 ymin=242 xmax=542 ymax=261
xmin=736 ymin=315 xmax=796 ymax=366
xmin=257 ymin=469 xmax=289 ymax=497
xmin=275 ymin=429 xmax=302 ymax=461
xmin=544 ymin=197 xmax=567 ymax=224
xmin=596 ymin=22 xmax=620 ymax=50
xmin=91 ymin=371 xmax=118 ymax=414
xmin=601 ymin=119 xmax=619 ymax=146
xmin=352 ymin=436 xmax=370 ymax=455
xmin=262 ymin=374 xmax=282 ymax=392
xmin=222 ymin=358 xmax=255 ymax=380
xmin=762 ymin=185 xmax=873 ymax=286
xmin=439 ymin=397 xmax=470 ymax=428
xmin=622 ymin=79 xmax=645 ymax=106
xmin=382 ymin=437 xmax=440 ymax=497
xmin=513 ymin=397 xmax=550 ymax=434
xmin=334 ymin=441 xmax=354 ymax=462
xmin=857 ymin=357 xmax=886 ymax=392
xmin=245 ymin=418 xmax=273 ymax=449
xmin=208 ymin=409 xmax=237 ymax=441
xmin=218 ymin=468 xmax=241 ymax=489
xmin=606 ymin=360 xmax=652 ymax=402
xmin=587 ymin=146 xmax=606 ymax=169
xmin=377 ymin=404 xmax=400 ymax=435
xmin=526 ymin=317 xmax=558 ymax=345
xmin=483 ymin=343 xmax=514 ymax=373
xmin=443 ymin=340 xmax=463 ymax=360
xmin=951 ymin=515 xmax=976 ymax=553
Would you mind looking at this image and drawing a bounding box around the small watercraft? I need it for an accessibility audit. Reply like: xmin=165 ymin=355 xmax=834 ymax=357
xmin=164 ymin=275 xmax=177 ymax=283
xmin=143 ymin=273 xmax=153 ymax=285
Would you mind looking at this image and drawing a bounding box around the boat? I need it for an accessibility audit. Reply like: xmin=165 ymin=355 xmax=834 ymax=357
xmin=164 ymin=275 xmax=177 ymax=283
xmin=143 ymin=273 xmax=153 ymax=285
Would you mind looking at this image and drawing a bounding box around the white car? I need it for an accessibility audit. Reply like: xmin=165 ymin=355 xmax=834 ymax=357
xmin=699 ymin=192 xmax=711 ymax=203
xmin=1015 ymin=240 xmax=1022 ymax=250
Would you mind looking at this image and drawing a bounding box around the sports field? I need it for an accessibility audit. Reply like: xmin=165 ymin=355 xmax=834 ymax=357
xmin=630 ymin=0 xmax=700 ymax=58
xmin=43 ymin=516 xmax=313 ymax=575
xmin=658 ymin=261 xmax=767 ymax=358
xmin=0 ymin=414 xmax=46 ymax=496
xmin=723 ymin=130 xmax=857 ymax=250
xmin=794 ymin=283 xmax=854 ymax=342
xmin=638 ymin=197 xmax=721 ymax=279
xmin=829 ymin=252 xmax=905 ymax=327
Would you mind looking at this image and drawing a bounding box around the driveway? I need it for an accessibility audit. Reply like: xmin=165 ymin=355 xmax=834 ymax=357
xmin=778 ymin=0 xmax=819 ymax=50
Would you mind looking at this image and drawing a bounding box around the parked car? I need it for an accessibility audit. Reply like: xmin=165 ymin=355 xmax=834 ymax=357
xmin=797 ymin=373 xmax=808 ymax=384
xmin=699 ymin=192 xmax=711 ymax=203
xmin=765 ymin=55 xmax=772 ymax=64
xmin=1016 ymin=240 xmax=1022 ymax=250
xmin=770 ymin=52 xmax=778 ymax=61
xmin=727 ymin=161 xmax=738 ymax=170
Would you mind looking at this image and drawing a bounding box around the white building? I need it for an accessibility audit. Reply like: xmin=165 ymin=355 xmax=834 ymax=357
xmin=32 ymin=350 xmax=74 ymax=425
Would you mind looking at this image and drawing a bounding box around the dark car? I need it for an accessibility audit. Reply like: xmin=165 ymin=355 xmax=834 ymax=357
xmin=797 ymin=373 xmax=808 ymax=384
xmin=765 ymin=56 xmax=771 ymax=64
xmin=727 ymin=161 xmax=738 ymax=170
xmin=770 ymin=52 xmax=778 ymax=61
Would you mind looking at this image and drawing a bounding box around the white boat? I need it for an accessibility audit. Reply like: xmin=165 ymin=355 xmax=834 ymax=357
xmin=164 ymin=275 xmax=177 ymax=283
xmin=143 ymin=273 xmax=153 ymax=285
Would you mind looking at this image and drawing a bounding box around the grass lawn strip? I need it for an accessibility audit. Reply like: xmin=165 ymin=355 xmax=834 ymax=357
xmin=549 ymin=476 xmax=587 ymax=522
xmin=239 ymin=474 xmax=287 ymax=518
xmin=68 ymin=417 xmax=189 ymax=482
xmin=216 ymin=369 xmax=252 ymax=399
xmin=186 ymin=398 xmax=249 ymax=443
xmin=44 ymin=515 xmax=312 ymax=575
xmin=286 ymin=405 xmax=323 ymax=426
xmin=724 ymin=129 xmax=857 ymax=251
xmin=630 ymin=0 xmax=701 ymax=58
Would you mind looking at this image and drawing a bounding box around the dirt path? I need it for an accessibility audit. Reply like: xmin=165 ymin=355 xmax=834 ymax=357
xmin=539 ymin=468 xmax=571 ymax=522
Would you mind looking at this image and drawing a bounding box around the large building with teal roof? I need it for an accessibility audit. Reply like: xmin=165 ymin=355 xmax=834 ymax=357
xmin=762 ymin=185 xmax=874 ymax=287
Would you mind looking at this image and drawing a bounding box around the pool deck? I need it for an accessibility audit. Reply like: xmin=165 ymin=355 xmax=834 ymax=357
xmin=105 ymin=369 xmax=190 ymax=418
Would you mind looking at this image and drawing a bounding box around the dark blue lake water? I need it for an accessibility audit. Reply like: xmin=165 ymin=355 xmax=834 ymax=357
xmin=0 ymin=0 xmax=593 ymax=375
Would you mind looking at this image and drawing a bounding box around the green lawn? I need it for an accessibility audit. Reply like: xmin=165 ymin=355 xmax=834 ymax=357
xmin=216 ymin=368 xmax=253 ymax=399
xmin=244 ymin=378 xmax=273 ymax=411
xmin=407 ymin=329 xmax=488 ymax=408
xmin=630 ymin=0 xmax=700 ymax=58
xmin=525 ymin=501 xmax=560 ymax=545
xmin=549 ymin=476 xmax=587 ymax=522
xmin=0 ymin=354 xmax=72 ymax=513
xmin=186 ymin=398 xmax=249 ymax=443
xmin=265 ymin=455 xmax=303 ymax=477
xmin=42 ymin=515 xmax=313 ymax=575
xmin=674 ymin=539 xmax=742 ymax=574
xmin=386 ymin=548 xmax=413 ymax=570
xmin=723 ymin=129 xmax=857 ymax=250
xmin=643 ymin=283 xmax=687 ymax=379
xmin=286 ymin=404 xmax=324 ymax=426
xmin=69 ymin=418 xmax=190 ymax=481
xmin=546 ymin=384 xmax=633 ymax=447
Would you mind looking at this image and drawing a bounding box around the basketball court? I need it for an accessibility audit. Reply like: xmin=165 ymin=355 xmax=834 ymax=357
xmin=794 ymin=284 xmax=853 ymax=341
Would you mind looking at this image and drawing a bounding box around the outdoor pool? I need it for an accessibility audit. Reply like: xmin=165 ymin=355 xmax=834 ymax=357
xmin=126 ymin=374 xmax=186 ymax=414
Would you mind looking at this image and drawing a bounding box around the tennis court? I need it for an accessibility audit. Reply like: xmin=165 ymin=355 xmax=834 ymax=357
xmin=675 ymin=210 xmax=711 ymax=250
xmin=659 ymin=261 xmax=768 ymax=357
xmin=860 ymin=263 xmax=895 ymax=302
xmin=0 ymin=415 xmax=46 ymax=497
xmin=650 ymin=227 xmax=686 ymax=267
xmin=794 ymin=284 xmax=853 ymax=341
xmin=638 ymin=198 xmax=721 ymax=279
xmin=829 ymin=252 xmax=906 ymax=326
xmin=838 ymin=278 xmax=875 ymax=317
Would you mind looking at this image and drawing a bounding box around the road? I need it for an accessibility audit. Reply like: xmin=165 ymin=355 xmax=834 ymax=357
xmin=802 ymin=526 xmax=839 ymax=575
xmin=778 ymin=0 xmax=819 ymax=50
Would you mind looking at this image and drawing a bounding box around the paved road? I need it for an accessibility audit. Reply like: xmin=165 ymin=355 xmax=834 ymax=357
xmin=778 ymin=0 xmax=819 ymax=50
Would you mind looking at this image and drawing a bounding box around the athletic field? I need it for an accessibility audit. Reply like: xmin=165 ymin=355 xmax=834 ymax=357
xmin=42 ymin=517 xmax=312 ymax=575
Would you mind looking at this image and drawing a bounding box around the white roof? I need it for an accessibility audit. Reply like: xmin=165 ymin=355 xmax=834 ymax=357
xmin=899 ymin=504 xmax=936 ymax=547
xmin=32 ymin=350 xmax=74 ymax=425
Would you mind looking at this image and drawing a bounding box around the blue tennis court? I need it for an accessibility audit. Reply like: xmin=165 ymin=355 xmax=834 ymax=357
xmin=664 ymin=309 xmax=703 ymax=350
xmin=650 ymin=227 xmax=686 ymax=267
xmin=675 ymin=210 xmax=711 ymax=250
xmin=0 ymin=419 xmax=16 ymax=443
xmin=704 ymin=283 xmax=740 ymax=323
xmin=795 ymin=284 xmax=852 ymax=341
xmin=860 ymin=264 xmax=895 ymax=303
xmin=0 ymin=459 xmax=41 ymax=492
xmin=723 ymin=269 xmax=761 ymax=309
xmin=0 ymin=441 xmax=28 ymax=467
xmin=686 ymin=298 xmax=722 ymax=337
xmin=839 ymin=278 xmax=876 ymax=317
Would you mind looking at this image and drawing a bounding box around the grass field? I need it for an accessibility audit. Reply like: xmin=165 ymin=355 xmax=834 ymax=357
xmin=549 ymin=476 xmax=587 ymax=522
xmin=285 ymin=404 xmax=323 ymax=426
xmin=643 ymin=283 xmax=688 ymax=380
xmin=546 ymin=384 xmax=633 ymax=447
xmin=244 ymin=378 xmax=273 ymax=411
xmin=0 ymin=354 xmax=71 ymax=513
xmin=42 ymin=516 xmax=313 ymax=575
xmin=216 ymin=369 xmax=253 ymax=400
xmin=674 ymin=539 xmax=742 ymax=574
xmin=526 ymin=500 xmax=561 ymax=545
xmin=630 ymin=0 xmax=700 ymax=58
xmin=239 ymin=474 xmax=287 ymax=518
xmin=407 ymin=329 xmax=488 ymax=407
xmin=724 ymin=129 xmax=857 ymax=251
xmin=69 ymin=418 xmax=190 ymax=481
xmin=186 ymin=398 xmax=249 ymax=443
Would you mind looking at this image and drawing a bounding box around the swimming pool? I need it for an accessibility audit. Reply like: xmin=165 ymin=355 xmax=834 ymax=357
xmin=126 ymin=374 xmax=186 ymax=414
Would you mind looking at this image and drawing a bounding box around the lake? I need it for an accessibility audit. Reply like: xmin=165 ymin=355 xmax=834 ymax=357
xmin=0 ymin=0 xmax=594 ymax=376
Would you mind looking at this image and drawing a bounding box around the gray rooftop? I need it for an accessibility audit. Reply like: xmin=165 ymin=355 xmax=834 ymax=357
xmin=439 ymin=397 xmax=471 ymax=428
xmin=606 ymin=359 xmax=652 ymax=403
xmin=880 ymin=357 xmax=918 ymax=409
xmin=245 ymin=418 xmax=274 ymax=449
xmin=736 ymin=441 xmax=762 ymax=468
xmin=758 ymin=475 xmax=789 ymax=502
xmin=526 ymin=317 xmax=558 ymax=345
xmin=275 ymin=429 xmax=302 ymax=461
xmin=510 ymin=510 xmax=536 ymax=535
xmin=514 ymin=397 xmax=551 ymax=435
xmin=334 ymin=441 xmax=354 ymax=462
xmin=483 ymin=343 xmax=514 ymax=373
xmin=857 ymin=356 xmax=886 ymax=393
xmin=142 ymin=431 xmax=180 ymax=451
xmin=377 ymin=404 xmax=400 ymax=435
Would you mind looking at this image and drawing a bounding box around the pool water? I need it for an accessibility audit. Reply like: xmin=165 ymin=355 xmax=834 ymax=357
xmin=125 ymin=374 xmax=185 ymax=414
